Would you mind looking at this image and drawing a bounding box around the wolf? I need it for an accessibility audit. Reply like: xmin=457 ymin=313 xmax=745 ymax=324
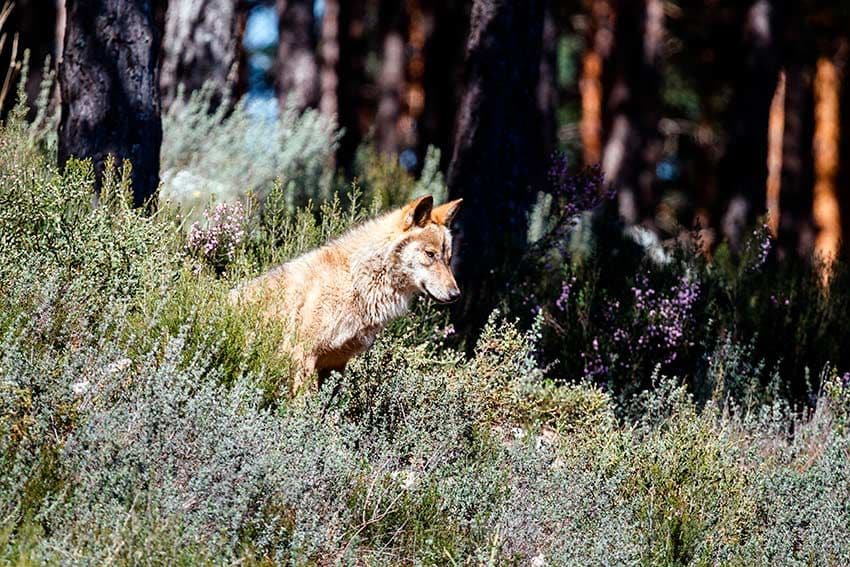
xmin=230 ymin=194 xmax=462 ymax=391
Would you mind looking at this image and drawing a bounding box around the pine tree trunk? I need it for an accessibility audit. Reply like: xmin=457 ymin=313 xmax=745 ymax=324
xmin=0 ymin=0 xmax=59 ymax=117
xmin=334 ymin=0 xmax=373 ymax=169
xmin=812 ymin=57 xmax=842 ymax=268
xmin=374 ymin=0 xmax=406 ymax=155
xmin=580 ymin=0 xmax=614 ymax=167
xmin=418 ymin=0 xmax=468 ymax=170
xmin=839 ymin=48 xmax=850 ymax=261
xmin=447 ymin=0 xmax=544 ymax=335
xmin=319 ymin=0 xmax=340 ymax=120
xmin=537 ymin=1 xmax=558 ymax=159
xmin=276 ymin=0 xmax=319 ymax=111
xmin=601 ymin=0 xmax=664 ymax=226
xmin=716 ymin=0 xmax=782 ymax=250
xmin=58 ymin=0 xmax=162 ymax=208
xmin=778 ymin=63 xmax=815 ymax=257
xmin=159 ymin=0 xmax=244 ymax=111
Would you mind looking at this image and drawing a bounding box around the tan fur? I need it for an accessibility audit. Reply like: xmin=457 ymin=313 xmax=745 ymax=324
xmin=230 ymin=195 xmax=462 ymax=391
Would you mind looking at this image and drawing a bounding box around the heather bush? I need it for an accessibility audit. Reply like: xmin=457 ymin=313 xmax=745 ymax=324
xmin=517 ymin=153 xmax=850 ymax=408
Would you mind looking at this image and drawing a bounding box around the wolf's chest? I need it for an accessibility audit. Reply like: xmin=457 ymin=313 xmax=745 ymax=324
xmin=317 ymin=325 xmax=380 ymax=370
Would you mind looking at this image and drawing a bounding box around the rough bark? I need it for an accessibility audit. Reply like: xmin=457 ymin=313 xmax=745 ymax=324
xmin=276 ymin=0 xmax=319 ymax=111
xmin=447 ymin=0 xmax=544 ymax=334
xmin=374 ymin=0 xmax=406 ymax=155
xmin=716 ymin=0 xmax=782 ymax=250
xmin=601 ymin=0 xmax=665 ymax=226
xmin=159 ymin=0 xmax=244 ymax=111
xmin=58 ymin=0 xmax=162 ymax=208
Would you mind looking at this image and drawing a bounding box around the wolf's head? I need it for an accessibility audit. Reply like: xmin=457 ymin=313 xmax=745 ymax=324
xmin=395 ymin=195 xmax=463 ymax=304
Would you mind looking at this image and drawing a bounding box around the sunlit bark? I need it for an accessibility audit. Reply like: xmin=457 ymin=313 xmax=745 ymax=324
xmin=812 ymin=57 xmax=841 ymax=275
xmin=766 ymin=71 xmax=784 ymax=237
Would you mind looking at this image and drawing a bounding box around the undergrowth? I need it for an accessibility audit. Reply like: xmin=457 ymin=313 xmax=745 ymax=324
xmin=1 ymin=91 xmax=850 ymax=566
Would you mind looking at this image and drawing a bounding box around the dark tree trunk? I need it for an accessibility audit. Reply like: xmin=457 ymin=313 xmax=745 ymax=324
xmin=335 ymin=0 xmax=369 ymax=168
xmin=58 ymin=0 xmax=162 ymax=208
xmin=276 ymin=0 xmax=319 ymax=111
xmin=418 ymin=0 xmax=469 ymax=170
xmin=159 ymin=0 xmax=245 ymax=111
xmin=374 ymin=0 xmax=407 ymax=155
xmin=601 ymin=0 xmax=665 ymax=226
xmin=778 ymin=63 xmax=815 ymax=257
xmin=537 ymin=0 xmax=558 ymax=159
xmin=447 ymin=0 xmax=544 ymax=335
xmin=716 ymin=0 xmax=782 ymax=250
xmin=0 ymin=0 xmax=59 ymax=117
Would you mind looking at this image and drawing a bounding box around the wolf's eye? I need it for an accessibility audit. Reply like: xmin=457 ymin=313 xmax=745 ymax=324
xmin=425 ymin=250 xmax=437 ymax=259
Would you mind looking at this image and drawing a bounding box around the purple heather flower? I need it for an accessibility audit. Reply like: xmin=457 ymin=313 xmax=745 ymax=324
xmin=747 ymin=223 xmax=772 ymax=272
xmin=187 ymin=201 xmax=247 ymax=268
xmin=547 ymin=152 xmax=612 ymax=219
xmin=555 ymin=277 xmax=576 ymax=312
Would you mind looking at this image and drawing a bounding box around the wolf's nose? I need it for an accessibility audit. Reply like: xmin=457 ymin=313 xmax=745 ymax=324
xmin=448 ymin=289 xmax=461 ymax=302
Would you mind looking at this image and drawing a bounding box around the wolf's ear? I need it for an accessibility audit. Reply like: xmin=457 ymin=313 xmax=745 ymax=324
xmin=431 ymin=198 xmax=463 ymax=226
xmin=402 ymin=194 xmax=434 ymax=230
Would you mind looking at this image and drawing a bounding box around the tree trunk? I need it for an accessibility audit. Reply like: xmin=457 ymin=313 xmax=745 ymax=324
xmin=812 ymin=56 xmax=841 ymax=269
xmin=579 ymin=0 xmax=614 ymax=167
xmin=716 ymin=0 xmax=782 ymax=250
xmin=58 ymin=0 xmax=162 ymax=208
xmin=537 ymin=0 xmax=558 ymax=159
xmin=276 ymin=0 xmax=319 ymax=111
xmin=601 ymin=0 xmax=665 ymax=226
xmin=418 ymin=0 xmax=468 ymax=170
xmin=0 ymin=0 xmax=59 ymax=117
xmin=159 ymin=0 xmax=244 ymax=111
xmin=319 ymin=0 xmax=340 ymax=120
xmin=447 ymin=0 xmax=544 ymax=335
xmin=335 ymin=0 xmax=371 ymax=169
xmin=840 ymin=45 xmax=850 ymax=261
xmin=778 ymin=63 xmax=815 ymax=257
xmin=374 ymin=0 xmax=406 ymax=155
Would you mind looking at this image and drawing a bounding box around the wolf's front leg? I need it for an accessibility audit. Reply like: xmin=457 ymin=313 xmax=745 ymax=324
xmin=291 ymin=350 xmax=317 ymax=395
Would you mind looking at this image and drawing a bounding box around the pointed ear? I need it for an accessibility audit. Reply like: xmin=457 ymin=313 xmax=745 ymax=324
xmin=431 ymin=198 xmax=463 ymax=226
xmin=402 ymin=194 xmax=434 ymax=230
